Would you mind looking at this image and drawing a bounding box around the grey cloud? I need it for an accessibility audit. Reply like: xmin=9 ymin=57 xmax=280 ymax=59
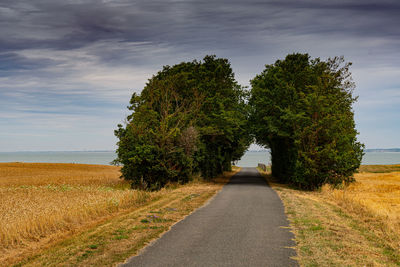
xmin=0 ymin=52 xmax=58 ymax=72
xmin=1 ymin=0 xmax=398 ymax=53
xmin=1 ymin=0 xmax=399 ymax=150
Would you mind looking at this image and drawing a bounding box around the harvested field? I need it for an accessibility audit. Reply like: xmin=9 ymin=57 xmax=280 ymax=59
xmin=359 ymin=164 xmax=400 ymax=173
xmin=0 ymin=163 xmax=235 ymax=266
xmin=0 ymin=162 xmax=124 ymax=187
xmin=261 ymin=165 xmax=400 ymax=266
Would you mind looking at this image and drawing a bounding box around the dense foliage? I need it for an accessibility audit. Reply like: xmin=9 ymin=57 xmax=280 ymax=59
xmin=249 ymin=53 xmax=364 ymax=189
xmin=115 ymin=56 xmax=251 ymax=190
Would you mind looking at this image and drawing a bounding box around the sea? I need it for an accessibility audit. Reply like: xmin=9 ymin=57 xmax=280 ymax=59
xmin=0 ymin=151 xmax=399 ymax=167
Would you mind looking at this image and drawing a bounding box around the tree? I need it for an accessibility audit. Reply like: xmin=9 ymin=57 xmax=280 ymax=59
xmin=194 ymin=56 xmax=251 ymax=178
xmin=115 ymin=56 xmax=251 ymax=189
xmin=114 ymin=75 xmax=201 ymax=190
xmin=249 ymin=53 xmax=364 ymax=189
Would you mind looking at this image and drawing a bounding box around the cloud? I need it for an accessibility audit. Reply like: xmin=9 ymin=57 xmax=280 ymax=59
xmin=1 ymin=1 xmax=398 ymax=51
xmin=0 ymin=0 xmax=399 ymax=150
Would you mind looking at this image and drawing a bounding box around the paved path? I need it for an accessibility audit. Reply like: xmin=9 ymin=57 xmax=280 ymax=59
xmin=121 ymin=167 xmax=297 ymax=267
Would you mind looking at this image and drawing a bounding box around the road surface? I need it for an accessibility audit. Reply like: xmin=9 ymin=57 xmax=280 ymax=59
xmin=121 ymin=167 xmax=297 ymax=267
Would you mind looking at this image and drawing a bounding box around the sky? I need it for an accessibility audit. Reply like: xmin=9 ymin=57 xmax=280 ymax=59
xmin=0 ymin=0 xmax=399 ymax=152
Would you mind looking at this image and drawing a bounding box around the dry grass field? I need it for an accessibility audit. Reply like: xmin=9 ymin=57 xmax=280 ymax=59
xmin=0 ymin=162 xmax=236 ymax=266
xmin=326 ymin=169 xmax=400 ymax=234
xmin=0 ymin=162 xmax=124 ymax=187
xmin=263 ymin=164 xmax=400 ymax=266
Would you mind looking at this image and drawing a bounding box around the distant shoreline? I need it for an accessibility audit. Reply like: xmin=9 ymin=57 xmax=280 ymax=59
xmin=365 ymin=148 xmax=400 ymax=152
xmin=1 ymin=149 xmax=400 ymax=153
xmin=0 ymin=150 xmax=115 ymax=153
xmin=246 ymin=149 xmax=400 ymax=153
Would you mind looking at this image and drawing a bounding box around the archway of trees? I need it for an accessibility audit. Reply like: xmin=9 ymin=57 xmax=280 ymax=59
xmin=114 ymin=54 xmax=363 ymax=190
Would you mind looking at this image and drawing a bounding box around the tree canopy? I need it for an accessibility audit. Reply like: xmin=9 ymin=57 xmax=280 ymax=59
xmin=115 ymin=53 xmax=364 ymax=190
xmin=249 ymin=53 xmax=364 ymax=189
xmin=114 ymin=55 xmax=251 ymax=190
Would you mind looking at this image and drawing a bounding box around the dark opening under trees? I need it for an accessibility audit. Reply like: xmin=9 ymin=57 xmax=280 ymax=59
xmin=249 ymin=53 xmax=364 ymax=189
xmin=114 ymin=56 xmax=251 ymax=190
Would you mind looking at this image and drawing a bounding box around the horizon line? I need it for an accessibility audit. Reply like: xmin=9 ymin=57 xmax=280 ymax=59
xmin=1 ymin=148 xmax=400 ymax=153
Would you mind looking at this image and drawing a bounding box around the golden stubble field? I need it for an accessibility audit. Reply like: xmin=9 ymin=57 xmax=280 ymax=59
xmin=266 ymin=165 xmax=400 ymax=266
xmin=0 ymin=163 xmax=136 ymax=263
xmin=327 ymin=170 xmax=400 ymax=231
xmin=0 ymin=163 xmax=233 ymax=266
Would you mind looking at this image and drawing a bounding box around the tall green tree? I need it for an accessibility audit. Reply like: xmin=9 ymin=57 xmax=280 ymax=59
xmin=249 ymin=53 xmax=364 ymax=189
xmin=115 ymin=56 xmax=251 ymax=189
xmin=114 ymin=74 xmax=201 ymax=190
xmin=194 ymin=56 xmax=251 ymax=178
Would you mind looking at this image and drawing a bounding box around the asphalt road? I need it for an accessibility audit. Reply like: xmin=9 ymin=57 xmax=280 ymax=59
xmin=121 ymin=167 xmax=297 ymax=267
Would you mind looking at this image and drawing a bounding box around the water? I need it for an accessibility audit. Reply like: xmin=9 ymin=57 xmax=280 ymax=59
xmin=237 ymin=151 xmax=400 ymax=167
xmin=0 ymin=151 xmax=117 ymax=165
xmin=235 ymin=151 xmax=271 ymax=167
xmin=0 ymin=151 xmax=399 ymax=166
xmin=362 ymin=152 xmax=400 ymax=165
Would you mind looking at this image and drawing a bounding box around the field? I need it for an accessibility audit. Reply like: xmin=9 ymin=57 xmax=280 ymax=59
xmin=263 ymin=164 xmax=400 ymax=266
xmin=4 ymin=162 xmax=400 ymax=266
xmin=0 ymin=162 xmax=236 ymax=266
